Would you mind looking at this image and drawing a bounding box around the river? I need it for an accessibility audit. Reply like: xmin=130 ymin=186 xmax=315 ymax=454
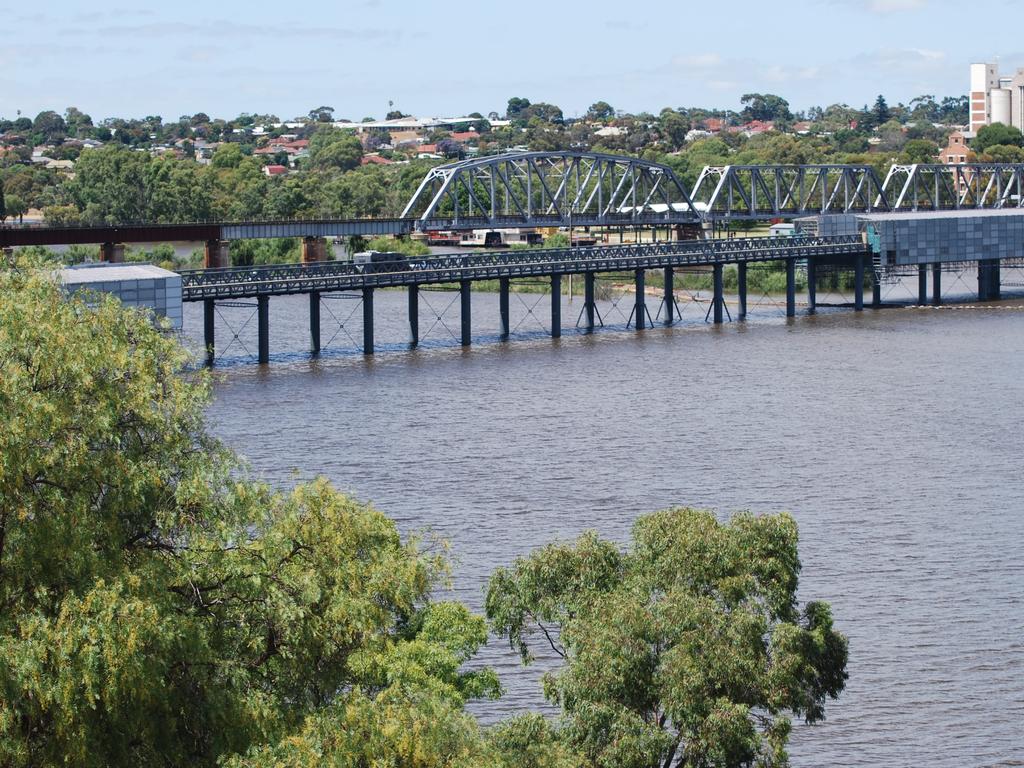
xmin=182 ymin=283 xmax=1024 ymax=767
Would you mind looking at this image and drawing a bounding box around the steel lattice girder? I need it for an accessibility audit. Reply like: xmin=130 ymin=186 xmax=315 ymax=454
xmin=400 ymin=151 xmax=701 ymax=226
xmin=690 ymin=165 xmax=890 ymax=219
xmin=880 ymin=164 xmax=1024 ymax=210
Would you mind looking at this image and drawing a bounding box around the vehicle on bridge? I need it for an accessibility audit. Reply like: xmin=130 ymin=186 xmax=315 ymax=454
xmin=353 ymin=250 xmax=411 ymax=273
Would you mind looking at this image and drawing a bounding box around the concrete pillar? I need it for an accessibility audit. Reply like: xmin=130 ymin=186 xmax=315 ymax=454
xmin=978 ymin=258 xmax=1001 ymax=301
xmin=634 ymin=269 xmax=646 ymax=329
xmin=362 ymin=287 xmax=374 ymax=354
xmin=584 ymin=272 xmax=596 ymax=331
xmin=932 ymin=263 xmax=942 ymax=306
xmin=716 ymin=264 xmax=724 ymax=325
xmin=460 ymin=279 xmax=471 ymax=346
xmin=550 ymin=274 xmax=561 ymax=338
xmin=499 ymin=277 xmax=510 ymax=338
xmin=854 ymin=254 xmax=865 ymax=312
xmin=408 ymin=285 xmax=419 ymax=347
xmin=309 ymin=291 xmax=321 ymax=355
xmin=918 ymin=264 xmax=928 ymax=305
xmin=204 ymin=239 xmax=230 ymax=269
xmin=786 ymin=259 xmax=796 ymax=317
xmin=100 ymin=242 xmax=125 ymax=263
xmin=203 ymin=299 xmax=215 ymax=367
xmin=806 ymin=257 xmax=817 ymax=315
xmin=664 ymin=266 xmax=675 ymax=324
xmin=738 ymin=262 xmax=748 ymax=320
xmin=257 ymin=295 xmax=269 ymax=364
xmin=872 ymin=273 xmax=882 ymax=307
xmin=301 ymin=236 xmax=329 ymax=264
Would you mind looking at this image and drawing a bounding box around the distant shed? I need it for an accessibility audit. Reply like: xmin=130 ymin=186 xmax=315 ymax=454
xmin=61 ymin=263 xmax=182 ymax=329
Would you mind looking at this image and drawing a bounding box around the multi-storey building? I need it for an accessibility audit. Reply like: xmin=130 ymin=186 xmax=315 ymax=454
xmin=969 ymin=62 xmax=1024 ymax=135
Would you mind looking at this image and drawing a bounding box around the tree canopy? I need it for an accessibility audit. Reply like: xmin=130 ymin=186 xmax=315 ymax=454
xmin=0 ymin=266 xmax=504 ymax=767
xmin=486 ymin=508 xmax=848 ymax=768
xmin=973 ymin=122 xmax=1024 ymax=153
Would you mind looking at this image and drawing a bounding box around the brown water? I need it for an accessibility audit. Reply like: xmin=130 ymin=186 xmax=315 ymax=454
xmin=183 ymin=284 xmax=1024 ymax=767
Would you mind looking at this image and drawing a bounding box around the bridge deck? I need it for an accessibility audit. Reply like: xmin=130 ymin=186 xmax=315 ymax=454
xmin=179 ymin=236 xmax=868 ymax=301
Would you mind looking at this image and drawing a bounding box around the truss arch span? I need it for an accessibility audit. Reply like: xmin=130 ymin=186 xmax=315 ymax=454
xmin=401 ymin=151 xmax=702 ymax=229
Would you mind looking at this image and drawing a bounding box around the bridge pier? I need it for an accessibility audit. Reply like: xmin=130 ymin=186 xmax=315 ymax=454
xmin=203 ymin=299 xmax=215 ymax=367
xmin=309 ymin=291 xmax=321 ymax=355
xmin=408 ymin=285 xmax=419 ymax=346
xmin=204 ymin=239 xmax=230 ymax=269
xmin=100 ymin=242 xmax=125 ymax=264
xmin=663 ymin=267 xmax=675 ymax=324
xmin=786 ymin=259 xmax=796 ymax=317
xmin=978 ymin=259 xmax=1001 ymax=301
xmin=854 ymin=255 xmax=865 ymax=311
xmin=872 ymin=273 xmax=882 ymax=308
xmin=551 ymin=274 xmax=561 ymax=338
xmin=499 ymin=277 xmax=510 ymax=338
xmin=932 ymin=264 xmax=942 ymax=306
xmin=713 ymin=263 xmax=725 ymax=324
xmin=460 ymin=280 xmax=472 ymax=346
xmin=257 ymin=295 xmax=269 ymax=364
xmin=806 ymin=258 xmax=817 ymax=314
xmin=737 ymin=262 xmax=747 ymax=320
xmin=583 ymin=272 xmax=597 ymax=331
xmin=363 ymin=287 xmax=374 ymax=354
xmin=302 ymin=236 xmax=329 ymax=264
xmin=918 ymin=265 xmax=928 ymax=305
xmin=634 ymin=269 xmax=646 ymax=329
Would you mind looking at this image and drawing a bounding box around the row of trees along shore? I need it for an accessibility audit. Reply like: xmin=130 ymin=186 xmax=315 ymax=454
xmin=0 ymin=259 xmax=848 ymax=766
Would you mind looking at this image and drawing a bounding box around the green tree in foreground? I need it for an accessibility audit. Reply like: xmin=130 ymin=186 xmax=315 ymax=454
xmin=0 ymin=266 xmax=503 ymax=767
xmin=972 ymin=122 xmax=1024 ymax=154
xmin=486 ymin=509 xmax=849 ymax=768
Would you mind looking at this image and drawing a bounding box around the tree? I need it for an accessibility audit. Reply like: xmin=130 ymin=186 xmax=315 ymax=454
xmin=506 ymin=97 xmax=532 ymax=119
xmin=436 ymin=138 xmax=465 ymax=159
xmin=740 ymin=93 xmax=792 ymax=123
xmin=308 ymin=127 xmax=363 ymax=172
xmin=872 ymin=95 xmax=891 ymax=127
xmin=486 ymin=508 xmax=848 ymax=768
xmin=386 ymin=110 xmax=410 ymax=120
xmin=981 ymin=144 xmax=1024 ymax=163
xmin=307 ymin=105 xmax=335 ymax=123
xmin=67 ymin=145 xmax=151 ymax=224
xmin=900 ymin=138 xmax=940 ymax=164
xmin=586 ymin=101 xmax=615 ymax=121
xmin=0 ymin=268 xmax=502 ymax=767
xmin=32 ymin=110 xmax=67 ymax=142
xmin=4 ymin=193 xmax=27 ymax=223
xmin=0 ymin=177 xmax=5 ymax=222
xmin=973 ymin=123 xmax=1024 ymax=153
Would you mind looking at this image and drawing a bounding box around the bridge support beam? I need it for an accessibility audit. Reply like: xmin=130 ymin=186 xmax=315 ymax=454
xmin=634 ymin=269 xmax=646 ymax=329
xmin=663 ymin=267 xmax=675 ymax=324
xmin=499 ymin=277 xmax=510 ymax=338
xmin=854 ymin=255 xmax=865 ymax=312
xmin=737 ymin=263 xmax=747 ymax=320
xmin=309 ymin=291 xmax=321 ymax=355
xmin=257 ymin=295 xmax=269 ymax=364
xmin=932 ymin=264 xmax=942 ymax=306
xmin=978 ymin=259 xmax=1001 ymax=301
xmin=806 ymin=258 xmax=817 ymax=314
xmin=918 ymin=265 xmax=928 ymax=305
xmin=408 ymin=285 xmax=419 ymax=346
xmin=583 ymin=272 xmax=596 ymax=331
xmin=203 ymin=299 xmax=215 ymax=367
xmin=204 ymin=239 xmax=230 ymax=269
xmin=550 ymin=274 xmax=561 ymax=338
xmin=362 ymin=287 xmax=374 ymax=354
xmin=100 ymin=242 xmax=124 ymax=264
xmin=713 ymin=263 xmax=725 ymax=324
xmin=786 ymin=259 xmax=796 ymax=317
xmin=460 ymin=280 xmax=472 ymax=346
xmin=301 ymin=236 xmax=329 ymax=264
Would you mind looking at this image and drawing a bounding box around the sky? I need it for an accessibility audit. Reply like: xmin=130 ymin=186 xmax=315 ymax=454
xmin=1 ymin=0 xmax=1022 ymax=123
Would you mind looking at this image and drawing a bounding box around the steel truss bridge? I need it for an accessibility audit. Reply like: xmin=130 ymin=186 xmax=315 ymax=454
xmin=4 ymin=156 xmax=1024 ymax=250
